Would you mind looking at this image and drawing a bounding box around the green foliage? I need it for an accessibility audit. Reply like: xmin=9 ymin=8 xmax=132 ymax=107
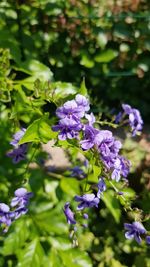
xmin=102 ymin=190 xmax=121 ymax=223
xmin=17 ymin=239 xmax=45 ymax=267
xmin=0 ymin=0 xmax=150 ymax=118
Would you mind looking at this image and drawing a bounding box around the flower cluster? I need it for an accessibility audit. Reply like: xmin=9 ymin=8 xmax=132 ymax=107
xmin=52 ymin=94 xmax=150 ymax=245
xmin=81 ymin=126 xmax=130 ymax=182
xmin=0 ymin=188 xmax=33 ymax=232
xmin=7 ymin=128 xmax=28 ymax=164
xmin=124 ymin=221 xmax=150 ymax=244
xmin=53 ymin=95 xmax=130 ymax=182
xmin=116 ymin=104 xmax=143 ymax=136
xmin=63 ymin=177 xmax=106 ymax=231
xmin=52 ymin=94 xmax=90 ymax=140
xmin=122 ymin=104 xmax=143 ymax=136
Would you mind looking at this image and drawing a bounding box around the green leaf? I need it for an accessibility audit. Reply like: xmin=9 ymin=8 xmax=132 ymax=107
xmin=60 ymin=178 xmax=80 ymax=197
xmin=102 ymin=190 xmax=121 ymax=223
xmin=50 ymin=82 xmax=77 ymax=103
xmin=19 ymin=116 xmax=57 ymax=144
xmin=17 ymin=239 xmax=44 ymax=267
xmin=97 ymin=32 xmax=107 ymax=49
xmin=93 ymin=165 xmax=101 ymax=180
xmin=111 ymin=258 xmax=126 ymax=267
xmin=59 ymin=249 xmax=92 ymax=267
xmin=80 ymin=55 xmax=94 ymax=68
xmin=48 ymin=236 xmax=72 ymax=251
xmin=21 ymin=59 xmax=53 ymax=81
xmin=16 ymin=60 xmax=53 ymax=90
xmin=33 ymin=206 xmax=68 ymax=235
xmin=88 ymin=164 xmax=101 ymax=183
xmin=49 ymin=249 xmax=64 ymax=267
xmin=2 ymin=220 xmax=29 ymax=256
xmin=79 ymin=78 xmax=88 ymax=96
xmin=94 ymin=49 xmax=118 ymax=63
xmin=121 ymin=188 xmax=135 ymax=200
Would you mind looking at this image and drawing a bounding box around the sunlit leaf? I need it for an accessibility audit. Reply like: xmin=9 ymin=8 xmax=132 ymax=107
xmin=94 ymin=49 xmax=118 ymax=63
xmin=17 ymin=239 xmax=44 ymax=267
xmin=19 ymin=115 xmax=57 ymax=144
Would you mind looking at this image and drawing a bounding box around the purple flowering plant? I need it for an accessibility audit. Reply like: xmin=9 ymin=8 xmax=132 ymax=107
xmin=1 ymin=47 xmax=149 ymax=267
xmin=50 ymin=93 xmax=150 ymax=245
xmin=2 ymin=90 xmax=150 ymax=251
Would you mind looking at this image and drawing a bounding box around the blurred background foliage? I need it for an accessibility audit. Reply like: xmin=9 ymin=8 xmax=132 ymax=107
xmin=0 ymin=0 xmax=150 ymax=267
xmin=0 ymin=0 xmax=150 ymax=119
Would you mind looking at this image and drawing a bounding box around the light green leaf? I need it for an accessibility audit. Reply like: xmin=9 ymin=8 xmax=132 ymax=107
xmin=48 ymin=236 xmax=72 ymax=250
xmin=111 ymin=258 xmax=127 ymax=267
xmin=80 ymin=55 xmax=94 ymax=68
xmin=17 ymin=239 xmax=44 ymax=267
xmin=2 ymin=220 xmax=29 ymax=256
xmin=94 ymin=49 xmax=118 ymax=63
xmin=121 ymin=188 xmax=135 ymax=200
xmin=93 ymin=165 xmax=101 ymax=180
xmin=97 ymin=32 xmax=107 ymax=49
xmin=21 ymin=59 xmax=53 ymax=81
xmin=51 ymin=82 xmax=77 ymax=102
xmin=19 ymin=116 xmax=57 ymax=144
xmin=60 ymin=178 xmax=80 ymax=197
xmin=49 ymin=249 xmax=64 ymax=267
xmin=59 ymin=249 xmax=92 ymax=267
xmin=79 ymin=78 xmax=88 ymax=96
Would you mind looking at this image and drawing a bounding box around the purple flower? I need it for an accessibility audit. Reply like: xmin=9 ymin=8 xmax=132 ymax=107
xmin=83 ymin=213 xmax=88 ymax=219
xmin=122 ymin=104 xmax=132 ymax=114
xmin=0 ymin=203 xmax=12 ymax=228
xmin=7 ymin=144 xmax=28 ymax=164
xmin=52 ymin=118 xmax=82 ymax=140
xmin=122 ymin=104 xmax=143 ymax=136
xmin=97 ymin=177 xmax=106 ymax=198
xmin=119 ymin=156 xmax=131 ymax=178
xmin=56 ymin=95 xmax=89 ymax=122
xmin=74 ymin=194 xmax=100 ymax=210
xmin=115 ymin=111 xmax=123 ymax=124
xmin=14 ymin=206 xmax=28 ymax=219
xmin=84 ymin=159 xmax=89 ymax=167
xmin=11 ymin=188 xmax=33 ymax=208
xmin=64 ymin=202 xmax=76 ymax=225
xmin=146 ymin=236 xmax=150 ymax=245
xmin=10 ymin=128 xmax=26 ymax=146
xmin=111 ymin=156 xmax=130 ymax=182
xmin=70 ymin=166 xmax=86 ymax=179
xmin=0 ymin=188 xmax=33 ymax=233
xmin=7 ymin=128 xmax=28 ymax=164
xmin=80 ymin=125 xmax=100 ymax=150
xmin=118 ymin=191 xmax=124 ymax=195
xmin=75 ymin=94 xmax=90 ymax=113
xmin=53 ymin=94 xmax=90 ymax=141
xmin=82 ymin=223 xmax=88 ymax=228
xmin=97 ymin=130 xmax=122 ymax=159
xmin=111 ymin=158 xmax=122 ymax=182
xmin=85 ymin=113 xmax=95 ymax=126
xmin=92 ymin=130 xmax=124 ymax=181
xmin=124 ymin=222 xmax=146 ymax=244
xmin=53 ymin=94 xmax=91 ymax=141
xmin=56 ymin=100 xmax=83 ymax=122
